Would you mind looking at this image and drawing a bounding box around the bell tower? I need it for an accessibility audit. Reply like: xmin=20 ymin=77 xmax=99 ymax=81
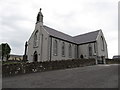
xmin=36 ymin=8 xmax=43 ymax=24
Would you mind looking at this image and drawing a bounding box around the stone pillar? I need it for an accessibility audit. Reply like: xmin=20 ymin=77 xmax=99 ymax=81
xmin=23 ymin=41 xmax=28 ymax=61
xmin=93 ymin=54 xmax=98 ymax=65
xmin=103 ymin=56 xmax=106 ymax=64
xmin=95 ymin=56 xmax=98 ymax=64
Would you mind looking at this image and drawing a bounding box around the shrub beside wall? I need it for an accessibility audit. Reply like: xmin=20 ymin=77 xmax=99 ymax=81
xmin=2 ymin=59 xmax=96 ymax=77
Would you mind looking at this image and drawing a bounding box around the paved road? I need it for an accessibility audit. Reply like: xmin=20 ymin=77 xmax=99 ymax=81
xmin=2 ymin=64 xmax=119 ymax=88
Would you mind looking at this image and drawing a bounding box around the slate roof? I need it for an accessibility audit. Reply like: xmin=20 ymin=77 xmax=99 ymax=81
xmin=43 ymin=25 xmax=100 ymax=44
xmin=73 ymin=30 xmax=100 ymax=44
xmin=43 ymin=25 xmax=75 ymax=43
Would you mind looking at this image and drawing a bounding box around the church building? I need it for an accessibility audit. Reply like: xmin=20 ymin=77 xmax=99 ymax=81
xmin=27 ymin=9 xmax=108 ymax=63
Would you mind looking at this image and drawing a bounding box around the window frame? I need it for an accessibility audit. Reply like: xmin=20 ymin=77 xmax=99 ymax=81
xmin=62 ymin=42 xmax=65 ymax=57
xmin=101 ymin=36 xmax=105 ymax=51
xmin=69 ymin=44 xmax=72 ymax=58
xmin=94 ymin=42 xmax=96 ymax=53
xmin=88 ymin=44 xmax=92 ymax=57
xmin=33 ymin=30 xmax=38 ymax=47
xmin=74 ymin=45 xmax=77 ymax=58
xmin=53 ymin=39 xmax=58 ymax=56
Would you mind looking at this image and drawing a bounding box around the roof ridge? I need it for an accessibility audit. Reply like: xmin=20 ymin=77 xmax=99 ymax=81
xmin=73 ymin=30 xmax=100 ymax=38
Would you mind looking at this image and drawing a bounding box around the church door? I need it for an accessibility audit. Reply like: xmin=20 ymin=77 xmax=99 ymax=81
xmin=33 ymin=51 xmax=38 ymax=62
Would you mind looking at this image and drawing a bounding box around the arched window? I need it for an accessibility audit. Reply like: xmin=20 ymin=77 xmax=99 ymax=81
xmin=89 ymin=44 xmax=92 ymax=57
xmin=101 ymin=36 xmax=104 ymax=51
xmin=69 ymin=44 xmax=72 ymax=58
xmin=74 ymin=45 xmax=77 ymax=58
xmin=34 ymin=30 xmax=38 ymax=47
xmin=94 ymin=42 xmax=96 ymax=53
xmin=53 ymin=40 xmax=58 ymax=56
xmin=62 ymin=42 xmax=65 ymax=56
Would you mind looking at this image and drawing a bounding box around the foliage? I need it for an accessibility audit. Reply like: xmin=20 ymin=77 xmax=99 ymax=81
xmin=2 ymin=59 xmax=96 ymax=77
xmin=2 ymin=61 xmax=21 ymax=65
xmin=0 ymin=43 xmax=11 ymax=61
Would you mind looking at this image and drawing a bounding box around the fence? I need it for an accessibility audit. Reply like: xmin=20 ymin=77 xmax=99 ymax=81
xmin=2 ymin=59 xmax=96 ymax=77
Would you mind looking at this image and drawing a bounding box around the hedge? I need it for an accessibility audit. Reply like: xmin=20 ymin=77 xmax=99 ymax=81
xmin=2 ymin=59 xmax=96 ymax=77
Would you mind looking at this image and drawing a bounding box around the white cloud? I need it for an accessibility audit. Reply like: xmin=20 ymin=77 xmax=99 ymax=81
xmin=0 ymin=0 xmax=118 ymax=58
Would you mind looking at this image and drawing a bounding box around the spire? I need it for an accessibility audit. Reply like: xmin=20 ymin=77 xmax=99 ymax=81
xmin=36 ymin=8 xmax=43 ymax=23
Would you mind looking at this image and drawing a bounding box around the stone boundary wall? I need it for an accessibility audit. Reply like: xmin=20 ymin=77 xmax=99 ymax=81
xmin=2 ymin=59 xmax=96 ymax=77
xmin=106 ymin=59 xmax=120 ymax=64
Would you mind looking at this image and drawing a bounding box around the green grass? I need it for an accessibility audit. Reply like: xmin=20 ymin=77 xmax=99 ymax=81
xmin=2 ymin=61 xmax=22 ymax=65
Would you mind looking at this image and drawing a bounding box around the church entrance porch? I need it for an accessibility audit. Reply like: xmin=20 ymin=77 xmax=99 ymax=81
xmin=33 ymin=51 xmax=38 ymax=62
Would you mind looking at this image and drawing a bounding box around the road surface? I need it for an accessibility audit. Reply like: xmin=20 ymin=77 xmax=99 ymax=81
xmin=2 ymin=64 xmax=119 ymax=88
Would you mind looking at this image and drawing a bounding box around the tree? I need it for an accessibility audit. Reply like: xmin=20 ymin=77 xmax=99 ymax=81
xmin=0 ymin=43 xmax=11 ymax=61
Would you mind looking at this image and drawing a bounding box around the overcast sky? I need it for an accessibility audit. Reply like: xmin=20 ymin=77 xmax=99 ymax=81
xmin=0 ymin=0 xmax=118 ymax=58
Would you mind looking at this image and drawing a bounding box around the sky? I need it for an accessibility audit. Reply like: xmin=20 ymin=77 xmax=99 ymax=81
xmin=0 ymin=0 xmax=118 ymax=58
